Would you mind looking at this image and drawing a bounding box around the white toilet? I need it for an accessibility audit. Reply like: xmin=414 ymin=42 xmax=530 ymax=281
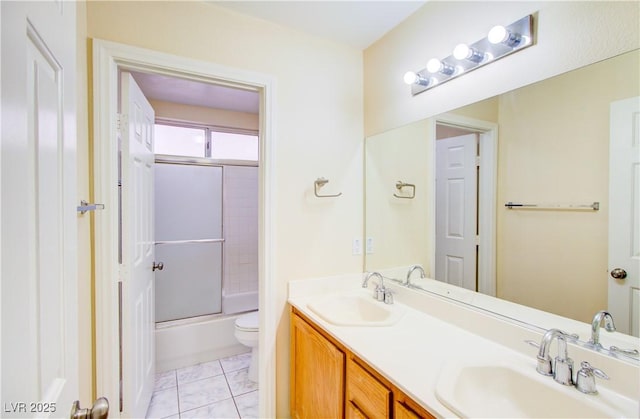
xmin=234 ymin=310 xmax=259 ymax=382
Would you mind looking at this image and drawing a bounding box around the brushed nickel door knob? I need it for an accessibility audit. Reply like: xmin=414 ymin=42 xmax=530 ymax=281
xmin=610 ymin=268 xmax=627 ymax=280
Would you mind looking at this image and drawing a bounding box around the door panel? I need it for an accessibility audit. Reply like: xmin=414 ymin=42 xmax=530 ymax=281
xmin=121 ymin=73 xmax=156 ymax=417
xmin=608 ymin=96 xmax=640 ymax=336
xmin=1 ymin=1 xmax=79 ymax=415
xmin=435 ymin=134 xmax=478 ymax=291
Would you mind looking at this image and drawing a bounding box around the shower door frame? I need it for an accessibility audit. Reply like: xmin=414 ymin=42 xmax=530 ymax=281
xmin=92 ymin=39 xmax=276 ymax=418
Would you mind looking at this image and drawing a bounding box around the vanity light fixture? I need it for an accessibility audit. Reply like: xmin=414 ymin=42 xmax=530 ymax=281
xmin=404 ymin=14 xmax=534 ymax=95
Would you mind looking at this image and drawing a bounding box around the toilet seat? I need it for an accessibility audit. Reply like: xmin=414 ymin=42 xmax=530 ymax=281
xmin=235 ymin=311 xmax=259 ymax=332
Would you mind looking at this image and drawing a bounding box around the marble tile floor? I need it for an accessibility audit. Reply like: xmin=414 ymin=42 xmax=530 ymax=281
xmin=146 ymin=352 xmax=258 ymax=419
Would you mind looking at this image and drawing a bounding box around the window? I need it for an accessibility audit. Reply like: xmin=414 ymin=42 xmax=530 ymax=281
xmin=154 ymin=122 xmax=259 ymax=162
xmin=154 ymin=124 xmax=206 ymax=157
xmin=211 ymin=132 xmax=259 ymax=161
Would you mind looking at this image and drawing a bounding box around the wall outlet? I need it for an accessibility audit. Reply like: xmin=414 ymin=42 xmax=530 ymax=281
xmin=352 ymin=238 xmax=363 ymax=255
xmin=366 ymin=237 xmax=374 ymax=254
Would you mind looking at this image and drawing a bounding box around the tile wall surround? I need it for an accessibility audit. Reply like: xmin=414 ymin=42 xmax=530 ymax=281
xmin=146 ymin=352 xmax=258 ymax=419
xmin=223 ymin=166 xmax=259 ymax=296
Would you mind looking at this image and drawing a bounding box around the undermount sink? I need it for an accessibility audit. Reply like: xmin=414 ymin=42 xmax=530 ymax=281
xmin=435 ymin=360 xmax=637 ymax=418
xmin=307 ymin=292 xmax=405 ymax=326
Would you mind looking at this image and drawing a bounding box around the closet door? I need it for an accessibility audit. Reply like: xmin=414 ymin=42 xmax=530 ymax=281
xmin=154 ymin=163 xmax=223 ymax=321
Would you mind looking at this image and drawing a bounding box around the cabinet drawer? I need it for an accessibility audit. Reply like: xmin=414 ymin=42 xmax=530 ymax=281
xmin=346 ymin=357 xmax=391 ymax=418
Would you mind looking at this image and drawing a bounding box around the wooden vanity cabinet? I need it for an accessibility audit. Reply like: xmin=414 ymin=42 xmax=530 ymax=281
xmin=290 ymin=311 xmax=345 ymax=419
xmin=346 ymin=356 xmax=391 ymax=418
xmin=291 ymin=308 xmax=436 ymax=419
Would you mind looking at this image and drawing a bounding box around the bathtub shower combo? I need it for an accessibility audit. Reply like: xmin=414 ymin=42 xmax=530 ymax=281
xmin=154 ymin=161 xmax=259 ymax=375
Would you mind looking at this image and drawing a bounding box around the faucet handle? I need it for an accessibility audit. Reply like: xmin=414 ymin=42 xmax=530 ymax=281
xmin=383 ymin=288 xmax=394 ymax=305
xmin=575 ymin=361 xmax=609 ymax=394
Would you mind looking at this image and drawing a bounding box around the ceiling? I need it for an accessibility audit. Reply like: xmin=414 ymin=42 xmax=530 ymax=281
xmin=130 ymin=71 xmax=260 ymax=114
xmin=210 ymin=1 xmax=427 ymax=50
xmin=132 ymin=1 xmax=426 ymax=115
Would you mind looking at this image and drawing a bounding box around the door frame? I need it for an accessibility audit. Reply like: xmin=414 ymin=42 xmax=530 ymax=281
xmin=92 ymin=39 xmax=277 ymax=417
xmin=428 ymin=113 xmax=498 ymax=296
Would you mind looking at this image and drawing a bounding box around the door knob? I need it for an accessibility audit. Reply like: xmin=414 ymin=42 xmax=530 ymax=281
xmin=610 ymin=268 xmax=627 ymax=280
xmin=70 ymin=397 xmax=109 ymax=419
xmin=152 ymin=261 xmax=164 ymax=271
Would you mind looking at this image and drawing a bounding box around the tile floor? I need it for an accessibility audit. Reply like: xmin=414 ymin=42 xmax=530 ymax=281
xmin=146 ymin=352 xmax=258 ymax=419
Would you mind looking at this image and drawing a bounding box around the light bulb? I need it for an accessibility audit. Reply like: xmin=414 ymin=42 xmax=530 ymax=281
xmin=426 ymin=58 xmax=455 ymax=76
xmin=453 ymin=43 xmax=486 ymax=63
xmin=403 ymin=71 xmax=418 ymax=85
xmin=488 ymin=25 xmax=523 ymax=47
xmin=488 ymin=25 xmax=508 ymax=44
xmin=426 ymin=58 xmax=442 ymax=74
xmin=403 ymin=71 xmax=430 ymax=86
xmin=453 ymin=44 xmax=471 ymax=60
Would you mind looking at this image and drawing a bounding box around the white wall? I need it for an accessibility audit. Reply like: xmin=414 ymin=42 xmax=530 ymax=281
xmin=364 ymin=1 xmax=640 ymax=136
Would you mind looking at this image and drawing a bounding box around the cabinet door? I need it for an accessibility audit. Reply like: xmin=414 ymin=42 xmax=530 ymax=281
xmin=346 ymin=357 xmax=391 ymax=418
xmin=347 ymin=400 xmax=369 ymax=419
xmin=291 ymin=313 xmax=345 ymax=419
xmin=394 ymin=397 xmax=436 ymax=419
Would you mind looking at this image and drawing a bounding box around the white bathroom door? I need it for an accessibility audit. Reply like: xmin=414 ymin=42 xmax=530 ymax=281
xmin=120 ymin=73 xmax=156 ymax=417
xmin=1 ymin=0 xmax=81 ymax=415
xmin=608 ymin=96 xmax=640 ymax=337
xmin=435 ymin=134 xmax=478 ymax=291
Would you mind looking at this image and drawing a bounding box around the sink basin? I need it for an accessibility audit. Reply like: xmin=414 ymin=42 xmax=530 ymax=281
xmin=307 ymin=293 xmax=405 ymax=326
xmin=435 ymin=361 xmax=637 ymax=418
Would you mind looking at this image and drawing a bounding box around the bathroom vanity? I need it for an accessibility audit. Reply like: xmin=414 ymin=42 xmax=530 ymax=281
xmin=288 ymin=274 xmax=640 ymax=418
xmin=290 ymin=308 xmax=434 ymax=418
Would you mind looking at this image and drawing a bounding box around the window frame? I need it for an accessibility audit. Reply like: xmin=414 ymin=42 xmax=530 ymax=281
xmin=154 ymin=118 xmax=259 ymax=166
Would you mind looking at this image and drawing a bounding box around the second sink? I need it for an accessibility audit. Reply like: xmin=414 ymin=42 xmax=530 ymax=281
xmin=435 ymin=360 xmax=636 ymax=418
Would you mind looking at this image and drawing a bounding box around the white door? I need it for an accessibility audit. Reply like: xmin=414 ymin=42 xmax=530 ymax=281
xmin=120 ymin=73 xmax=156 ymax=417
xmin=608 ymin=96 xmax=640 ymax=337
xmin=435 ymin=134 xmax=478 ymax=291
xmin=1 ymin=1 xmax=81 ymax=416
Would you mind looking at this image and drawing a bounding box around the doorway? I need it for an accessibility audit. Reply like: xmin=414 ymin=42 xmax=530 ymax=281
xmin=92 ymin=39 xmax=276 ymax=418
xmin=429 ymin=114 xmax=498 ymax=297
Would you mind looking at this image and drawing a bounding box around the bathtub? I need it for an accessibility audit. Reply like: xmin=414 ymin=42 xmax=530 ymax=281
xmin=155 ymin=291 xmax=259 ymax=372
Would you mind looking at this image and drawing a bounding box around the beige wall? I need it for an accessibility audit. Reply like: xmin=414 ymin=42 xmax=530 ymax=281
xmin=85 ymin=1 xmax=363 ymax=415
xmin=365 ymin=119 xmax=432 ymax=272
xmin=364 ymin=1 xmax=640 ymax=136
xmin=76 ymin=0 xmax=94 ymax=405
xmin=149 ymin=100 xmax=259 ymax=131
xmin=496 ymin=50 xmax=640 ymax=322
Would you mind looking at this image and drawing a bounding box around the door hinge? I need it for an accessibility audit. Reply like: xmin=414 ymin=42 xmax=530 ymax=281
xmin=116 ymin=113 xmax=128 ymax=134
xmin=476 ymin=156 xmax=481 ymax=167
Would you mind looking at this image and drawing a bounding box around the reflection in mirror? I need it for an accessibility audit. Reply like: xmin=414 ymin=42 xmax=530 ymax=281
xmin=365 ymin=49 xmax=640 ymax=356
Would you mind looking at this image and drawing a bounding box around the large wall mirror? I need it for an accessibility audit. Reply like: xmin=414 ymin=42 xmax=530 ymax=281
xmin=365 ymin=49 xmax=639 ymax=353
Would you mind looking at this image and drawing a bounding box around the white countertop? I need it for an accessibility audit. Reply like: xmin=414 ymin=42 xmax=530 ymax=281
xmin=287 ymin=274 xmax=640 ymax=418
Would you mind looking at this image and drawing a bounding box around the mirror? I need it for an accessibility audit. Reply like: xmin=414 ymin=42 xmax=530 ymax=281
xmin=365 ymin=49 xmax=639 ymax=353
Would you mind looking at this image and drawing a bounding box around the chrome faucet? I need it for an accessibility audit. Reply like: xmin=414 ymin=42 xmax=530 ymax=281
xmin=362 ymin=272 xmax=394 ymax=304
xmin=363 ymin=272 xmax=385 ymax=301
xmin=362 ymin=271 xmax=383 ymax=288
xmin=589 ymin=310 xmax=616 ymax=348
xmin=535 ymin=328 xmax=576 ymax=385
xmin=405 ymin=264 xmax=426 ymax=286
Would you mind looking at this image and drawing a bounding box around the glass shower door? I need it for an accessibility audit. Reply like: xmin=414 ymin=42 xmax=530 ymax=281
xmin=154 ymin=162 xmax=223 ymax=322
